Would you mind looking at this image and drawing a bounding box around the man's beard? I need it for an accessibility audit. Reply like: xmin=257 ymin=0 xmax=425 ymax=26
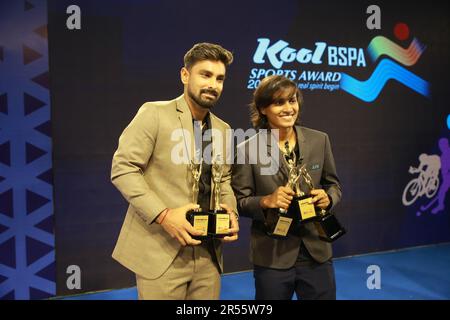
xmin=188 ymin=87 xmax=220 ymax=109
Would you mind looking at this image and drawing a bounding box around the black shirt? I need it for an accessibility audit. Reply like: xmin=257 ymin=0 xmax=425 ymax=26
xmin=283 ymin=137 xmax=301 ymax=167
xmin=193 ymin=115 xmax=212 ymax=212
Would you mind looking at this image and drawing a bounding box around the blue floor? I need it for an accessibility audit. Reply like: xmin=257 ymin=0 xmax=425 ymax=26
xmin=61 ymin=243 xmax=450 ymax=300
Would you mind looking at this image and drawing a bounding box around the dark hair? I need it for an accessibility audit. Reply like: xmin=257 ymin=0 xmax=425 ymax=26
xmin=250 ymin=75 xmax=303 ymax=129
xmin=184 ymin=43 xmax=234 ymax=70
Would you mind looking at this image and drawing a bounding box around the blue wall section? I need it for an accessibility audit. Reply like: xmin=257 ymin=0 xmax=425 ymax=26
xmin=0 ymin=0 xmax=55 ymax=299
xmin=47 ymin=0 xmax=449 ymax=296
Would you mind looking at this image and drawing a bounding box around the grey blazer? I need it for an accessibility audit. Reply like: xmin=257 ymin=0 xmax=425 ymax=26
xmin=232 ymin=126 xmax=342 ymax=268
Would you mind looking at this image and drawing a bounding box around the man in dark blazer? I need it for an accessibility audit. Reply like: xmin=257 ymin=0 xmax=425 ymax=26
xmin=232 ymin=75 xmax=342 ymax=300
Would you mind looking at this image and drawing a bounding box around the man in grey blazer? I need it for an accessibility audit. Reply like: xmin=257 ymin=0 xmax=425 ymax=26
xmin=111 ymin=43 xmax=239 ymax=300
xmin=232 ymin=75 xmax=342 ymax=300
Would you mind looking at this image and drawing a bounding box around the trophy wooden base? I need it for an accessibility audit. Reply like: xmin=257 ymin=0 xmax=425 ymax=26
xmin=186 ymin=209 xmax=210 ymax=240
xmin=187 ymin=208 xmax=230 ymax=239
xmin=265 ymin=209 xmax=294 ymax=238
xmin=288 ymin=195 xmax=320 ymax=223
xmin=264 ymin=198 xmax=346 ymax=242
xmin=314 ymin=212 xmax=346 ymax=242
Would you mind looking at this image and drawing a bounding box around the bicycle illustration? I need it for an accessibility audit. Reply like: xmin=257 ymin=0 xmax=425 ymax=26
xmin=402 ymin=161 xmax=440 ymax=206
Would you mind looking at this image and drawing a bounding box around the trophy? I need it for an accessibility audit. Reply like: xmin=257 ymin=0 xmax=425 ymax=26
xmin=299 ymin=166 xmax=346 ymax=242
xmin=186 ymin=156 xmax=231 ymax=239
xmin=208 ymin=159 xmax=231 ymax=238
xmin=287 ymin=164 xmax=321 ymax=224
xmin=186 ymin=160 xmax=210 ymax=239
xmin=265 ymin=147 xmax=301 ymax=238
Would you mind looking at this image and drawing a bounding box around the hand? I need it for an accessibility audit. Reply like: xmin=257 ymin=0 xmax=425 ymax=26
xmin=219 ymin=203 xmax=239 ymax=243
xmin=310 ymin=189 xmax=330 ymax=210
xmin=158 ymin=203 xmax=203 ymax=246
xmin=260 ymin=186 xmax=295 ymax=210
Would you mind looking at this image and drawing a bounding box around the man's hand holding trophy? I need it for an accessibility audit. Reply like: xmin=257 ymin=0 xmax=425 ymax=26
xmin=186 ymin=155 xmax=238 ymax=240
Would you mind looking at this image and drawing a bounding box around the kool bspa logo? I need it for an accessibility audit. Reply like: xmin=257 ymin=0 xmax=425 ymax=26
xmin=248 ymin=23 xmax=431 ymax=102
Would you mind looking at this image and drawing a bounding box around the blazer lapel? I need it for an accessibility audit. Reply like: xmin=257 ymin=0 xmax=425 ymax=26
xmin=209 ymin=113 xmax=223 ymax=162
xmin=262 ymin=130 xmax=290 ymax=180
xmin=209 ymin=114 xmax=220 ymax=210
xmin=273 ymin=126 xmax=308 ymax=181
xmin=175 ymin=95 xmax=195 ymax=161
xmin=295 ymin=125 xmax=308 ymax=167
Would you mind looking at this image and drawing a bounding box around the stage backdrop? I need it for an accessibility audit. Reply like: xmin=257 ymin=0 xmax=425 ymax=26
xmin=1 ymin=0 xmax=55 ymax=300
xmin=44 ymin=0 xmax=449 ymax=296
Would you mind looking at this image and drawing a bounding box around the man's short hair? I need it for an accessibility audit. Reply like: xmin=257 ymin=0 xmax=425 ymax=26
xmin=184 ymin=43 xmax=233 ymax=70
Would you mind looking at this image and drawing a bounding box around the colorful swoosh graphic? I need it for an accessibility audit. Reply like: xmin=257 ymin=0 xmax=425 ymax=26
xmin=340 ymin=58 xmax=430 ymax=102
xmin=367 ymin=36 xmax=426 ymax=66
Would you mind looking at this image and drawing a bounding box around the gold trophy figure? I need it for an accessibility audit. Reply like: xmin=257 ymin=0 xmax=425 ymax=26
xmin=291 ymin=164 xmax=320 ymax=223
xmin=186 ymin=160 xmax=209 ymax=239
xmin=209 ymin=159 xmax=230 ymax=237
xmin=265 ymin=149 xmax=300 ymax=238
xmin=191 ymin=161 xmax=202 ymax=205
xmin=299 ymin=166 xmax=346 ymax=242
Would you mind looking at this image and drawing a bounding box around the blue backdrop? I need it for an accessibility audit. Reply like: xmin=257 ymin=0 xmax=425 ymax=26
xmin=1 ymin=0 xmax=449 ymax=298
xmin=0 ymin=0 xmax=55 ymax=299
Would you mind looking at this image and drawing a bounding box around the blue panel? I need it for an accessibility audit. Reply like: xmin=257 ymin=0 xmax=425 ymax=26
xmin=0 ymin=93 xmax=7 ymax=114
xmin=0 ymin=0 xmax=55 ymax=300
xmin=0 ymin=142 xmax=11 ymax=166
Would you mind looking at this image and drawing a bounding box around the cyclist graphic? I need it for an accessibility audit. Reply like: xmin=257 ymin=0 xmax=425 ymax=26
xmin=429 ymin=138 xmax=449 ymax=214
xmin=402 ymin=152 xmax=441 ymax=206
